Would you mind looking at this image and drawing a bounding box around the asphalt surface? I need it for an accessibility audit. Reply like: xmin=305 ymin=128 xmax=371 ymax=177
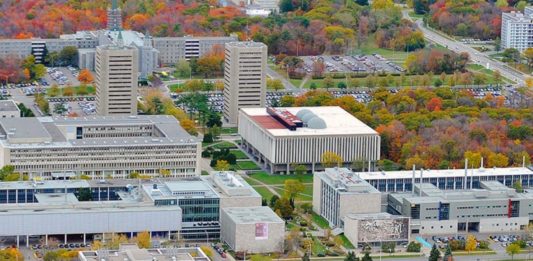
xmin=402 ymin=10 xmax=527 ymax=86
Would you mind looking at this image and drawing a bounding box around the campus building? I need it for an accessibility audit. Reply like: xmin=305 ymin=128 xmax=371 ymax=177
xmin=95 ymin=36 xmax=139 ymax=116
xmin=358 ymin=167 xmax=533 ymax=192
xmin=388 ymin=181 xmax=533 ymax=235
xmin=0 ymin=100 xmax=20 ymax=118
xmin=220 ymin=206 xmax=285 ymax=253
xmin=312 ymin=168 xmax=382 ymax=228
xmin=0 ymin=115 xmax=200 ymax=179
xmin=223 ymin=41 xmax=267 ymax=124
xmin=79 ymin=244 xmax=211 ymax=261
xmin=0 ymin=173 xmax=262 ymax=248
xmin=501 ymin=6 xmax=533 ymax=51
xmin=153 ymin=35 xmax=237 ymax=65
xmin=107 ymin=0 xmax=122 ymax=31
xmin=343 ymin=213 xmax=410 ymax=247
xmin=239 ymin=107 xmax=381 ymax=173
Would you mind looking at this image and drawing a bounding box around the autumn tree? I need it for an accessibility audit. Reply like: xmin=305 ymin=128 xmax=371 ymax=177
xmin=78 ymin=69 xmax=94 ymax=84
xmin=465 ymin=235 xmax=476 ymax=252
xmin=321 ymin=151 xmax=343 ymax=168
xmin=284 ymin=179 xmax=304 ymax=202
xmin=175 ymin=59 xmax=191 ymax=78
xmin=506 ymin=243 xmax=520 ymax=260
xmin=214 ymin=160 xmax=230 ymax=171
xmin=135 ymin=231 xmax=151 ymax=249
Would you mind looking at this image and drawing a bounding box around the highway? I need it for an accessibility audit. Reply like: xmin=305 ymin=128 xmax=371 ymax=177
xmin=402 ymin=10 xmax=528 ymax=86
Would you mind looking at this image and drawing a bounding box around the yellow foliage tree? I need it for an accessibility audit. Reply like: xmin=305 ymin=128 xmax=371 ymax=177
xmin=214 ymin=160 xmax=230 ymax=171
xmin=321 ymin=151 xmax=343 ymax=168
xmin=465 ymin=234 xmax=477 ymax=252
xmin=464 ymin=151 xmax=482 ymax=168
xmin=135 ymin=231 xmax=151 ymax=249
xmin=487 ymin=152 xmax=509 ymax=168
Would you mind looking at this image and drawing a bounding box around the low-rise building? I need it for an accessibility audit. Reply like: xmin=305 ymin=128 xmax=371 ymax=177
xmin=79 ymin=243 xmax=210 ymax=261
xmin=388 ymin=181 xmax=533 ymax=235
xmin=220 ymin=206 xmax=285 ymax=253
xmin=343 ymin=213 xmax=410 ymax=247
xmin=313 ymin=168 xmax=382 ymax=228
xmin=0 ymin=115 xmax=200 ymax=179
xmin=0 ymin=100 xmax=20 ymax=118
xmin=239 ymin=107 xmax=380 ymax=173
xmin=205 ymin=171 xmax=262 ymax=212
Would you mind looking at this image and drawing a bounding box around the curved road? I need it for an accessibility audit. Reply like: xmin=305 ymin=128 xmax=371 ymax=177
xmin=402 ymin=10 xmax=527 ymax=86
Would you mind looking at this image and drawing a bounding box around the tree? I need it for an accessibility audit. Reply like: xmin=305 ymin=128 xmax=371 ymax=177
xmin=302 ymin=252 xmax=311 ymax=261
xmin=429 ymin=244 xmax=440 ymax=261
xmin=337 ymin=81 xmax=347 ymax=89
xmin=214 ymin=160 xmax=230 ymax=171
xmin=267 ymin=78 xmax=284 ymax=90
xmin=323 ymin=75 xmax=334 ymax=89
xmin=108 ymin=234 xmax=129 ymax=249
xmin=205 ymin=113 xmax=222 ymax=128
xmin=495 ymin=0 xmax=509 ymax=8
xmin=48 ymin=85 xmax=60 ymax=97
xmin=284 ymin=179 xmax=304 ymax=201
xmin=517 ymin=1 xmax=527 ymax=11
xmin=355 ymin=0 xmax=369 ymax=6
xmin=77 ymin=85 xmax=89 ymax=96
xmin=63 ymin=86 xmax=74 ymax=96
xmin=175 ymin=59 xmax=191 ymax=78
xmin=279 ymin=0 xmax=294 ymax=12
xmin=135 ymin=231 xmax=151 ymax=248
xmin=345 ymin=251 xmax=358 ymax=261
xmin=407 ymin=242 xmax=421 ymax=252
xmin=382 ymin=242 xmax=396 ymax=254
xmin=53 ymin=103 xmax=67 ymax=115
xmin=442 ymin=245 xmax=453 ymax=261
xmin=371 ymin=0 xmax=394 ymax=10
xmin=293 ymin=164 xmax=307 ymax=177
xmin=273 ymin=197 xmax=293 ymax=219
xmin=35 ymin=94 xmax=49 ymax=115
xmin=513 ymin=180 xmax=524 ymax=193
xmin=465 ymin=234 xmax=476 ymax=252
xmin=321 ymin=151 xmax=343 ymax=168
xmin=59 ymin=46 xmax=78 ymax=66
xmin=361 ymin=252 xmax=372 ymax=261
xmin=78 ymin=69 xmax=94 ymax=84
xmin=269 ymin=195 xmax=280 ymax=207
xmin=506 ymin=243 xmax=520 ymax=260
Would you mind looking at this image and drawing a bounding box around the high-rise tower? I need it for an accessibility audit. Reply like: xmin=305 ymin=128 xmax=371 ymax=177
xmin=107 ymin=0 xmax=122 ymax=31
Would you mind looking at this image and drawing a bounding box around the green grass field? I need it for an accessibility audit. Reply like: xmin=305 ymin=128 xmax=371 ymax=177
xmin=168 ymin=83 xmax=183 ymax=93
xmin=235 ymin=160 xmax=260 ymax=170
xmin=212 ymin=141 xmax=237 ymax=149
xmin=312 ymin=212 xmax=330 ymax=229
xmin=220 ymin=127 xmax=238 ymax=134
xmin=252 ymin=186 xmax=275 ymax=200
xmin=273 ymin=187 xmax=312 ymax=201
xmin=230 ymin=150 xmax=248 ymax=159
xmin=248 ymin=171 xmax=313 ymax=185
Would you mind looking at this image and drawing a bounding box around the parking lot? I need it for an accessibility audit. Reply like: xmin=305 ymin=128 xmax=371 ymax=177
xmin=301 ymin=54 xmax=405 ymax=75
xmin=49 ymin=97 xmax=96 ymax=116
xmin=45 ymin=66 xmax=80 ymax=86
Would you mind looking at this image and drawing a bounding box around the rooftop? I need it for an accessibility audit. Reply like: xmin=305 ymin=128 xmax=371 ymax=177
xmin=357 ymin=167 xmax=533 ymax=180
xmin=345 ymin=212 xmax=408 ymax=220
xmin=318 ymin=168 xmax=380 ymax=194
xmin=209 ymin=171 xmax=260 ymax=197
xmin=0 ymin=100 xmax=19 ymax=112
xmin=226 ymin=41 xmax=266 ymax=48
xmin=241 ymin=106 xmax=377 ymax=137
xmin=223 ymin=206 xmax=284 ymax=224
xmin=143 ymin=179 xmax=218 ymax=201
xmin=390 ymin=181 xmax=533 ymax=204
xmin=0 ymin=115 xmax=197 ymax=147
xmin=79 ymin=244 xmax=210 ymax=261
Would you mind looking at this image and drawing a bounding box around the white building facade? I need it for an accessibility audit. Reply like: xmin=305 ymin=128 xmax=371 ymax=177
xmin=501 ymin=7 xmax=533 ymax=51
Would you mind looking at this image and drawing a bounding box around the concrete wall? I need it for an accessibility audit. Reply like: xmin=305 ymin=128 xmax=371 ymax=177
xmin=339 ymin=193 xmax=381 ymax=218
xmin=419 ymin=220 xmax=458 ymax=235
xmin=479 ymin=217 xmax=528 ymax=233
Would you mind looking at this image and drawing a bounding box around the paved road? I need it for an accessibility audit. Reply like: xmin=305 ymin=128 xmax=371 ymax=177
xmin=9 ymin=88 xmax=43 ymax=116
xmin=402 ymin=10 xmax=527 ymax=86
xmin=266 ymin=66 xmax=300 ymax=92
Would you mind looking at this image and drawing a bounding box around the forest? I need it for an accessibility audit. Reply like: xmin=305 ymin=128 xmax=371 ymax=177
xmin=279 ymin=87 xmax=533 ymax=170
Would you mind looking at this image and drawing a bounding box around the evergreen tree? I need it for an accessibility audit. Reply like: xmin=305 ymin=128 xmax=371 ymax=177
xmin=345 ymin=251 xmax=359 ymax=261
xmin=429 ymin=244 xmax=440 ymax=261
xmin=355 ymin=0 xmax=369 ymax=6
xmin=279 ymin=0 xmax=294 ymax=12
xmin=302 ymin=252 xmax=311 ymax=261
xmin=442 ymin=245 xmax=453 ymax=261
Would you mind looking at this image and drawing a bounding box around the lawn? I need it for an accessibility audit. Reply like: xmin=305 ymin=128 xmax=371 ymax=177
xmin=235 ymin=160 xmax=260 ymax=170
xmin=273 ymin=187 xmax=312 ymax=201
xmin=312 ymin=212 xmax=330 ymax=229
xmin=352 ymin=36 xmax=411 ymax=63
xmin=230 ymin=150 xmax=248 ymax=159
xmin=336 ymin=234 xmax=355 ymax=249
xmin=312 ymin=237 xmax=327 ymax=256
xmin=252 ymin=186 xmax=275 ymax=200
xmin=289 ymin=78 xmax=303 ymax=87
xmin=47 ymin=85 xmax=95 ymax=97
xmin=212 ymin=141 xmax=237 ymax=149
xmin=248 ymin=171 xmax=313 ymax=185
xmin=408 ymin=11 xmax=425 ymax=20
xmin=220 ymin=127 xmax=238 ymax=134
xmin=168 ymin=83 xmax=183 ymax=93
xmin=241 ymin=176 xmax=262 ymax=186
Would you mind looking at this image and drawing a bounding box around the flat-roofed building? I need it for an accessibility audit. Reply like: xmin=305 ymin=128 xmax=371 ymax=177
xmin=95 ymin=37 xmax=138 ymax=115
xmin=153 ymin=35 xmax=237 ymax=65
xmin=0 ymin=100 xmax=20 ymax=118
xmin=388 ymin=181 xmax=533 ymax=235
xmin=313 ymin=168 xmax=382 ymax=228
xmin=220 ymin=206 xmax=284 ymax=253
xmin=358 ymin=167 xmax=533 ymax=192
xmin=223 ymin=41 xmax=267 ymax=124
xmin=343 ymin=213 xmax=410 ymax=247
xmin=239 ymin=106 xmax=380 ymax=173
xmin=0 ymin=115 xmax=200 ymax=179
xmin=206 ymin=171 xmax=262 ymax=212
xmin=79 ymin=244 xmax=210 ymax=261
